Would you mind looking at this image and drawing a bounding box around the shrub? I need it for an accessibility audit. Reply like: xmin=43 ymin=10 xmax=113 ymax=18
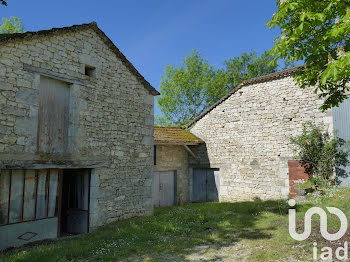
xmin=290 ymin=122 xmax=349 ymax=187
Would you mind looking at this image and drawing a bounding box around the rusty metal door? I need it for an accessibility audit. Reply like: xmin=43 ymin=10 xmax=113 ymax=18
xmin=37 ymin=76 xmax=70 ymax=154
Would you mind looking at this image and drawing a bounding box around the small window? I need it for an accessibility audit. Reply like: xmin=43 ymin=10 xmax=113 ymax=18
xmin=84 ymin=65 xmax=96 ymax=77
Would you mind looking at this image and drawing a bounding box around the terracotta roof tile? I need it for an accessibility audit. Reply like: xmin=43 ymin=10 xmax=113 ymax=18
xmin=154 ymin=126 xmax=203 ymax=145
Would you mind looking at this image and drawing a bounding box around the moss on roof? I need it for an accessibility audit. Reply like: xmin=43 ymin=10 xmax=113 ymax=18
xmin=154 ymin=126 xmax=203 ymax=145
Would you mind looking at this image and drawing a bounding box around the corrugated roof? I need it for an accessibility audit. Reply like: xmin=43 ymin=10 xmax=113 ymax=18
xmin=0 ymin=22 xmax=160 ymax=96
xmin=154 ymin=126 xmax=203 ymax=145
xmin=186 ymin=66 xmax=302 ymax=128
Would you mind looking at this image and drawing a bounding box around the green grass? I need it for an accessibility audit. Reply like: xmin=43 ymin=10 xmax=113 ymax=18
xmin=2 ymin=188 xmax=350 ymax=261
xmin=295 ymin=179 xmax=314 ymax=189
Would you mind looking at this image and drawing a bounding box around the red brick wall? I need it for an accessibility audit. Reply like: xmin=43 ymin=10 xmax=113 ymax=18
xmin=288 ymin=160 xmax=309 ymax=198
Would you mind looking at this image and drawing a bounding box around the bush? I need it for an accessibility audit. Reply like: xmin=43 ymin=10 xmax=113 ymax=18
xmin=290 ymin=122 xmax=349 ymax=187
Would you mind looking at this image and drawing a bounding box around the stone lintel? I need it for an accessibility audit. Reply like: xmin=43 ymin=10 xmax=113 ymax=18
xmin=23 ymin=64 xmax=87 ymax=85
xmin=0 ymin=160 xmax=111 ymax=169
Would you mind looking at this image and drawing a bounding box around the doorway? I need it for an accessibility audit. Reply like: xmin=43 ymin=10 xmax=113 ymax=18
xmin=192 ymin=168 xmax=220 ymax=202
xmin=59 ymin=169 xmax=90 ymax=236
xmin=153 ymin=171 xmax=177 ymax=207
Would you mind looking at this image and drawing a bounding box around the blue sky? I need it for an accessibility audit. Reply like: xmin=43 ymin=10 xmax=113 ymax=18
xmin=1 ymin=0 xmax=280 ymax=115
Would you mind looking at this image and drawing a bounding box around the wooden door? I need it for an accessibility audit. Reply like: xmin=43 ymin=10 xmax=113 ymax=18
xmin=193 ymin=169 xmax=207 ymax=202
xmin=153 ymin=171 xmax=176 ymax=207
xmin=206 ymin=169 xmax=220 ymax=202
xmin=37 ymin=76 xmax=70 ymax=154
xmin=153 ymin=172 xmax=160 ymax=207
xmin=193 ymin=168 xmax=220 ymax=202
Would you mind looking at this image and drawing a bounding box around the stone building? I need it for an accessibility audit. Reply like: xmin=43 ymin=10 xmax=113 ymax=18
xmin=153 ymin=127 xmax=203 ymax=206
xmin=153 ymin=127 xmax=224 ymax=205
xmin=186 ymin=67 xmax=347 ymax=202
xmin=0 ymin=22 xmax=159 ymax=250
xmin=153 ymin=67 xmax=350 ymax=205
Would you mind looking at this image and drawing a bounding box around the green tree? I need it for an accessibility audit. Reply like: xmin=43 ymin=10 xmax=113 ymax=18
xmin=267 ymin=0 xmax=350 ymax=110
xmin=290 ymin=121 xmax=349 ymax=186
xmin=0 ymin=17 xmax=24 ymax=34
xmin=156 ymin=50 xmax=229 ymax=126
xmin=157 ymin=50 xmax=293 ymax=126
xmin=223 ymin=51 xmax=280 ymax=89
xmin=0 ymin=0 xmax=7 ymax=6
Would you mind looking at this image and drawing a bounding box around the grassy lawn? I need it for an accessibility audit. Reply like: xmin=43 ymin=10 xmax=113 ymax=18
xmin=2 ymin=188 xmax=350 ymax=261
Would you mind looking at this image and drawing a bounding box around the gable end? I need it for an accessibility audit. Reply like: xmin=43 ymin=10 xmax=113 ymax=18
xmin=0 ymin=22 xmax=160 ymax=96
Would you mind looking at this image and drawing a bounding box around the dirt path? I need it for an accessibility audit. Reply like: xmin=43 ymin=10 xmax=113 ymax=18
xmin=124 ymin=242 xmax=306 ymax=261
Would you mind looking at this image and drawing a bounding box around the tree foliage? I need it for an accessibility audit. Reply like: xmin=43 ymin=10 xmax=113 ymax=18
xmin=156 ymin=50 xmax=287 ymax=126
xmin=0 ymin=0 xmax=7 ymax=6
xmin=290 ymin=121 xmax=349 ymax=186
xmin=267 ymin=0 xmax=350 ymax=110
xmin=157 ymin=50 xmax=229 ymax=126
xmin=0 ymin=17 xmax=24 ymax=34
xmin=223 ymin=51 xmax=280 ymax=89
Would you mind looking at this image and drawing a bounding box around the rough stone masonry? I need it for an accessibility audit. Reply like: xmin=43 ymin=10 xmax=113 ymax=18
xmin=0 ymin=23 xmax=158 ymax=230
xmin=189 ymin=73 xmax=333 ymax=202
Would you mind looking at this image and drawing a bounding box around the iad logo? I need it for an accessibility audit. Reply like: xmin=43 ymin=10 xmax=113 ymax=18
xmin=288 ymin=199 xmax=348 ymax=260
xmin=288 ymin=199 xmax=347 ymax=241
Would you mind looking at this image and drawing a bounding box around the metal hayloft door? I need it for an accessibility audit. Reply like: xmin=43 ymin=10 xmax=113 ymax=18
xmin=333 ymin=96 xmax=350 ymax=187
xmin=153 ymin=171 xmax=176 ymax=207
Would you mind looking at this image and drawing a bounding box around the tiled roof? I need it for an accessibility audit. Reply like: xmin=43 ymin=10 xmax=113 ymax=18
xmin=154 ymin=126 xmax=203 ymax=145
xmin=0 ymin=22 xmax=160 ymax=96
xmin=242 ymin=66 xmax=302 ymax=85
xmin=186 ymin=66 xmax=303 ymax=128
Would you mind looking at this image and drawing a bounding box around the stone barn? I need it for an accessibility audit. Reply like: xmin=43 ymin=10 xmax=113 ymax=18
xmin=186 ymin=67 xmax=350 ymax=202
xmin=153 ymin=126 xmax=203 ymax=206
xmin=0 ymin=22 xmax=159 ymax=250
xmin=153 ymin=127 xmax=223 ymax=205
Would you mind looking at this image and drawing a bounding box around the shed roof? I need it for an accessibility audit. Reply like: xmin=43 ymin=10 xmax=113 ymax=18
xmin=154 ymin=126 xmax=203 ymax=145
xmin=0 ymin=22 xmax=160 ymax=96
xmin=186 ymin=66 xmax=302 ymax=128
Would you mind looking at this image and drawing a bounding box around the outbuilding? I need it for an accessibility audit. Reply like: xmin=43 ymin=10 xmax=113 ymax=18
xmin=153 ymin=126 xmax=221 ymax=205
xmin=187 ymin=67 xmax=350 ymax=201
xmin=0 ymin=22 xmax=158 ymax=249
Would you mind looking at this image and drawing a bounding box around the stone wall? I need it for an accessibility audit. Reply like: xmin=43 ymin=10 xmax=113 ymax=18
xmin=154 ymin=145 xmax=189 ymax=204
xmin=190 ymin=77 xmax=332 ymax=201
xmin=0 ymin=28 xmax=155 ymax=230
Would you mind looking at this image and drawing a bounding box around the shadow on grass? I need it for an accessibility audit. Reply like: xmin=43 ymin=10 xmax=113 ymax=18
xmin=1 ymin=199 xmax=298 ymax=262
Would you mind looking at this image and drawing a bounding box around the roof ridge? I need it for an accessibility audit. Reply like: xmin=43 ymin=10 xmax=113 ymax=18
xmin=0 ymin=22 xmax=96 ymax=41
xmin=185 ymin=66 xmax=302 ymax=128
xmin=241 ymin=66 xmax=303 ymax=86
xmin=0 ymin=22 xmax=160 ymax=96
